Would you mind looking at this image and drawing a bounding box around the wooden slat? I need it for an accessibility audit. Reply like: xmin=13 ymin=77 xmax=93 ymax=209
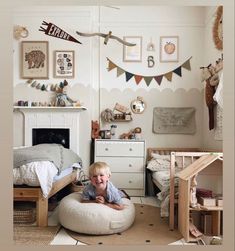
xmin=178 ymin=179 xmax=190 ymax=241
xmin=178 ymin=155 xmax=221 ymax=180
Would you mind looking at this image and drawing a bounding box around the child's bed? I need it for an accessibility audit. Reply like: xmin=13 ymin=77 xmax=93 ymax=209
xmin=13 ymin=144 xmax=82 ymax=227
xmin=146 ymin=147 xmax=222 ymax=230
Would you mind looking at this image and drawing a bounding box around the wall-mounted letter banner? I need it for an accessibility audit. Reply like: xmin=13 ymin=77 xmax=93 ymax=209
xmin=107 ymin=56 xmax=192 ymax=86
xmin=39 ymin=21 xmax=82 ymax=44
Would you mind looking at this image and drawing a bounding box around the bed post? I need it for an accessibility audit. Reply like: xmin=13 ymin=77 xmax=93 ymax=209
xmin=169 ymin=152 xmax=176 ymax=230
xmin=36 ymin=192 xmax=48 ymax=227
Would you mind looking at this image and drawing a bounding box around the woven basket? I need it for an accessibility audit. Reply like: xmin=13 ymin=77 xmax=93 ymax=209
xmin=14 ymin=202 xmax=36 ymax=224
xmin=70 ymin=181 xmax=84 ymax=193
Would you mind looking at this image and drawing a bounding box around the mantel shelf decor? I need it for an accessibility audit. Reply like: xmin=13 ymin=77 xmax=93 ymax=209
xmin=107 ymin=56 xmax=192 ymax=86
xmin=13 ymin=106 xmax=87 ymax=111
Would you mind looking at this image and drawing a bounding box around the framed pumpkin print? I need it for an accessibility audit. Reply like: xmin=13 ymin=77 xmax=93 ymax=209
xmin=54 ymin=50 xmax=75 ymax=78
xmin=160 ymin=36 xmax=179 ymax=62
xmin=123 ymin=36 xmax=142 ymax=62
xmin=21 ymin=41 xmax=49 ymax=79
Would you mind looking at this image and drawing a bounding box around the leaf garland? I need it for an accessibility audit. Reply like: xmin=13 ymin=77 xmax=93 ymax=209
xmin=107 ymin=56 xmax=192 ymax=86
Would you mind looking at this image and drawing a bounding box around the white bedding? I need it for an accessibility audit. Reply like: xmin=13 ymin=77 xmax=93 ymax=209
xmin=152 ymin=171 xmax=170 ymax=190
xmin=13 ymin=161 xmax=76 ymax=198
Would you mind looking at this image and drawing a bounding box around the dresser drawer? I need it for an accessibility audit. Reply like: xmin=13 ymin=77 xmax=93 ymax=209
xmin=95 ymin=140 xmax=145 ymax=157
xmin=95 ymin=156 xmax=144 ymax=172
xmin=110 ymin=173 xmax=144 ymax=189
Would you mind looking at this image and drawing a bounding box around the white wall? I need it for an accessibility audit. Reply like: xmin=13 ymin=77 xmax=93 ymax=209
xmin=13 ymin=5 xmax=222 ymax=172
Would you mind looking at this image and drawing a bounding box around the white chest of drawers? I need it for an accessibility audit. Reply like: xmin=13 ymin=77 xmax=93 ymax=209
xmin=94 ymin=139 xmax=146 ymax=196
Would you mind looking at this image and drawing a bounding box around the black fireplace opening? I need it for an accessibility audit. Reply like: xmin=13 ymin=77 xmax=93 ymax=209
xmin=32 ymin=128 xmax=70 ymax=149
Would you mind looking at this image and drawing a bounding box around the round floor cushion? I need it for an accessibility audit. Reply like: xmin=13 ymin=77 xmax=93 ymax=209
xmin=58 ymin=192 xmax=135 ymax=235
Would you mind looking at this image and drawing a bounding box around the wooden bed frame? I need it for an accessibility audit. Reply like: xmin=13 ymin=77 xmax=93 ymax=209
xmin=14 ymin=170 xmax=77 ymax=227
xmin=147 ymin=147 xmax=222 ymax=231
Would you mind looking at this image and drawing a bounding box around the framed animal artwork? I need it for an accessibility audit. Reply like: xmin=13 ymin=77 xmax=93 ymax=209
xmin=21 ymin=41 xmax=49 ymax=79
xmin=54 ymin=50 xmax=75 ymax=78
xmin=160 ymin=36 xmax=179 ymax=62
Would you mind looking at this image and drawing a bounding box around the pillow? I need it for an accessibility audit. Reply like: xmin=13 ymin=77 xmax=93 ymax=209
xmin=147 ymin=153 xmax=194 ymax=172
xmin=147 ymin=154 xmax=171 ymax=171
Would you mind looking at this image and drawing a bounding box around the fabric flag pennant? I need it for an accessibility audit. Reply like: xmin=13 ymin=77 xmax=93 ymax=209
xmin=134 ymin=75 xmax=143 ymax=85
xmin=173 ymin=66 xmax=182 ymax=77
xmin=39 ymin=21 xmax=82 ymax=44
xmin=125 ymin=72 xmax=134 ymax=82
xmin=143 ymin=76 xmax=153 ymax=86
xmin=106 ymin=56 xmax=192 ymax=86
xmin=181 ymin=58 xmax=191 ymax=71
xmin=164 ymin=72 xmax=173 ymax=81
xmin=117 ymin=67 xmax=125 ymax=77
xmin=154 ymin=75 xmax=163 ymax=85
xmin=108 ymin=60 xmax=117 ymax=71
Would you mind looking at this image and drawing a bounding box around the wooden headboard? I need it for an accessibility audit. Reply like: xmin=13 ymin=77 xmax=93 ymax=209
xmin=147 ymin=147 xmax=200 ymax=161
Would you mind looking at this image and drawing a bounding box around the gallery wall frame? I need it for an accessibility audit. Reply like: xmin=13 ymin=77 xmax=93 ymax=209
xmin=123 ymin=36 xmax=142 ymax=62
xmin=21 ymin=41 xmax=49 ymax=79
xmin=54 ymin=50 xmax=75 ymax=78
xmin=160 ymin=36 xmax=179 ymax=62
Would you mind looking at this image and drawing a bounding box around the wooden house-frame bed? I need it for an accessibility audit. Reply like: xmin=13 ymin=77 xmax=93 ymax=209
xmin=147 ymin=148 xmax=222 ymax=231
xmin=14 ymin=170 xmax=77 ymax=227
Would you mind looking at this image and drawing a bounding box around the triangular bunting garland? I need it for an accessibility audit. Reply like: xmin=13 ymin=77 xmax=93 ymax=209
xmin=143 ymin=77 xmax=153 ymax=86
xmin=125 ymin=72 xmax=134 ymax=82
xmin=106 ymin=57 xmax=192 ymax=86
xmin=181 ymin=58 xmax=191 ymax=71
xmin=117 ymin=67 xmax=125 ymax=77
xmin=164 ymin=72 xmax=173 ymax=81
xmin=108 ymin=60 xmax=117 ymax=71
xmin=134 ymin=75 xmax=143 ymax=85
xmin=173 ymin=66 xmax=182 ymax=77
xmin=154 ymin=75 xmax=163 ymax=85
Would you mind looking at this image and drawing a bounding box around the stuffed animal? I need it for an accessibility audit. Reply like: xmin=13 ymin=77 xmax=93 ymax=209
xmin=91 ymin=120 xmax=100 ymax=139
xmin=55 ymin=80 xmax=76 ymax=107
xmin=101 ymin=108 xmax=115 ymax=122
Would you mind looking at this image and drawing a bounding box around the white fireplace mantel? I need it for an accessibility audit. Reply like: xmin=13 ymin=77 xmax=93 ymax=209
xmin=14 ymin=106 xmax=87 ymax=154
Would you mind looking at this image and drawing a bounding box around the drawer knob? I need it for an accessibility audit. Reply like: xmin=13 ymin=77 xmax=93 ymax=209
xmin=129 ymin=164 xmax=132 ymax=167
xmin=20 ymin=192 xmax=23 ymax=195
xmin=129 ymin=148 xmax=133 ymax=151
xmin=105 ymin=148 xmax=109 ymax=151
xmin=128 ymin=180 xmax=132 ymax=183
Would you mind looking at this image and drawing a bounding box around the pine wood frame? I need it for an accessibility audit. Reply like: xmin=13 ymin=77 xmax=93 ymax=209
xmin=14 ymin=170 xmax=77 ymax=227
xmin=147 ymin=148 xmax=222 ymax=231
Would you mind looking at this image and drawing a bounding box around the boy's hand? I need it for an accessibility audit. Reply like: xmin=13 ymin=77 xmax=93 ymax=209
xmin=95 ymin=195 xmax=105 ymax=204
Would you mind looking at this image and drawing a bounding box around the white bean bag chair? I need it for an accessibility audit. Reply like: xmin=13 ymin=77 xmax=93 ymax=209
xmin=58 ymin=192 xmax=135 ymax=235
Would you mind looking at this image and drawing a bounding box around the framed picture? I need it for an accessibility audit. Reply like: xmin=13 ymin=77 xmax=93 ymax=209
xmin=160 ymin=36 xmax=179 ymax=62
xmin=54 ymin=50 xmax=75 ymax=78
xmin=123 ymin=36 xmax=142 ymax=62
xmin=21 ymin=41 xmax=49 ymax=79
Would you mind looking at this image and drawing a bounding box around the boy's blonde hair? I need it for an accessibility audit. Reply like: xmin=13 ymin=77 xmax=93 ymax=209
xmin=89 ymin=162 xmax=111 ymax=177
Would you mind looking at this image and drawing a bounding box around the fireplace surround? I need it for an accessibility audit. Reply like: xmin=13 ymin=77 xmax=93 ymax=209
xmin=14 ymin=107 xmax=86 ymax=154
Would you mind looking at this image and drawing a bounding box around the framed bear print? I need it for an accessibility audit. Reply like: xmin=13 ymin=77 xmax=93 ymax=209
xmin=21 ymin=41 xmax=49 ymax=79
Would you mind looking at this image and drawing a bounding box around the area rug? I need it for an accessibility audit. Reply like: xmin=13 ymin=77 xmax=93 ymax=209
xmin=13 ymin=225 xmax=61 ymax=245
xmin=65 ymin=204 xmax=182 ymax=245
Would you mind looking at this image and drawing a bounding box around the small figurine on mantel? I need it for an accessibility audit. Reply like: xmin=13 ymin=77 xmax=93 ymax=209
xmin=55 ymin=80 xmax=76 ymax=107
